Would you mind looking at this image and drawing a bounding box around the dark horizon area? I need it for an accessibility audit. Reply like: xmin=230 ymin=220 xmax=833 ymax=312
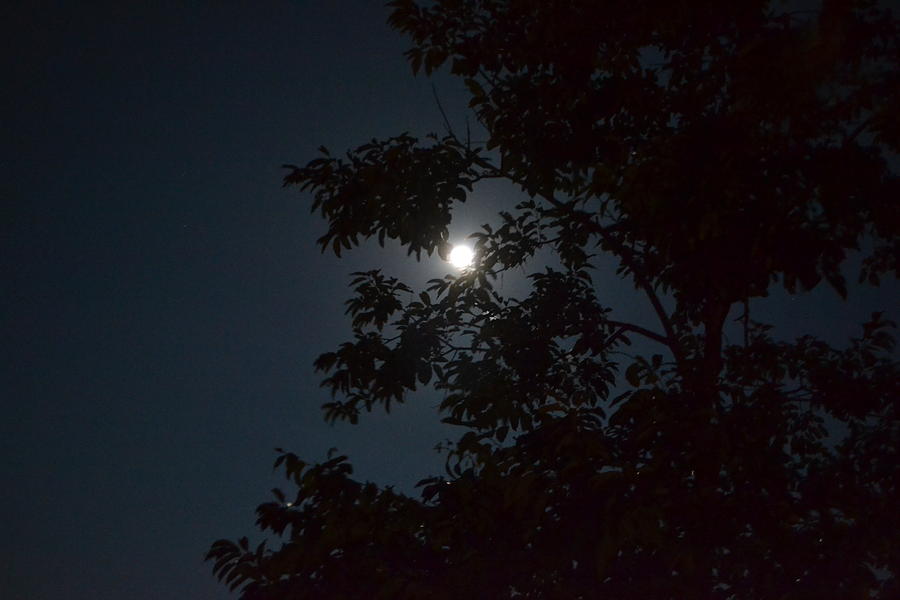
xmin=3 ymin=2 xmax=897 ymax=599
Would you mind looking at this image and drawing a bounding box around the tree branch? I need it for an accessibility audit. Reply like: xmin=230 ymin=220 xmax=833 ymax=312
xmin=592 ymin=228 xmax=686 ymax=367
xmin=482 ymin=161 xmax=687 ymax=366
xmin=606 ymin=320 xmax=670 ymax=347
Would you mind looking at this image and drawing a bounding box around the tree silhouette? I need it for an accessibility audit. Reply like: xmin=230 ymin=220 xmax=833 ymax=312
xmin=208 ymin=1 xmax=899 ymax=597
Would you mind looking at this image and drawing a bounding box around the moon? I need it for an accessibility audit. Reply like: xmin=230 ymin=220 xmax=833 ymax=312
xmin=448 ymin=244 xmax=474 ymax=269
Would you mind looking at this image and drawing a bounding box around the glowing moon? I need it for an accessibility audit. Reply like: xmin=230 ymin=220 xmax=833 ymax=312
xmin=448 ymin=245 xmax=474 ymax=269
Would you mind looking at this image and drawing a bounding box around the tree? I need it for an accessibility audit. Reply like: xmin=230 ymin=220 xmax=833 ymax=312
xmin=208 ymin=1 xmax=899 ymax=597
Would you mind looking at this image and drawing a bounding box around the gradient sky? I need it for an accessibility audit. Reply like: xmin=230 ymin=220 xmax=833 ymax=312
xmin=2 ymin=2 xmax=896 ymax=599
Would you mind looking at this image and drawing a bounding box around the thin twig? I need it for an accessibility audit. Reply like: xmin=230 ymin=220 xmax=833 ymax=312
xmin=844 ymin=116 xmax=872 ymax=146
xmin=431 ymin=83 xmax=456 ymax=139
xmin=607 ymin=320 xmax=670 ymax=347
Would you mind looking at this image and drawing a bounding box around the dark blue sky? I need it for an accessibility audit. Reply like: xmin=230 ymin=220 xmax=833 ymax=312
xmin=3 ymin=2 xmax=896 ymax=599
xmin=2 ymin=2 xmax=471 ymax=598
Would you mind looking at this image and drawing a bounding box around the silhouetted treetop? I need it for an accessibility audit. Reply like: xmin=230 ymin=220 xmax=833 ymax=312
xmin=211 ymin=1 xmax=899 ymax=598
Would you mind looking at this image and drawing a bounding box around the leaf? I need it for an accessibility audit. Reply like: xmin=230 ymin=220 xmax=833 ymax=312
xmin=625 ymin=362 xmax=642 ymax=387
xmin=424 ymin=47 xmax=447 ymax=74
xmin=417 ymin=361 xmax=432 ymax=386
xmin=464 ymin=78 xmax=485 ymax=99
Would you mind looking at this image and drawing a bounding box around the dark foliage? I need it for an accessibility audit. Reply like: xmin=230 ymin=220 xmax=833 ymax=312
xmin=209 ymin=1 xmax=899 ymax=597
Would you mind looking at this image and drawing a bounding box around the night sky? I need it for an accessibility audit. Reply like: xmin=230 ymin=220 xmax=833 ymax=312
xmin=3 ymin=2 xmax=896 ymax=599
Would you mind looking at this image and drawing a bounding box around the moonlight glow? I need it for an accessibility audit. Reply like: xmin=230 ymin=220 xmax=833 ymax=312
xmin=448 ymin=245 xmax=474 ymax=269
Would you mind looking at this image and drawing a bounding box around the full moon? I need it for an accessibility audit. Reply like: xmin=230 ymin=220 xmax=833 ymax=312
xmin=448 ymin=244 xmax=474 ymax=269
